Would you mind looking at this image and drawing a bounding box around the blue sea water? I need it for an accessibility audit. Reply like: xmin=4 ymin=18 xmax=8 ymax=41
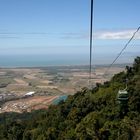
xmin=0 ymin=54 xmax=89 ymax=67
xmin=0 ymin=53 xmax=135 ymax=67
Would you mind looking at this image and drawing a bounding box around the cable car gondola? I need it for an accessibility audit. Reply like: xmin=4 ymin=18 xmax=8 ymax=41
xmin=117 ymin=79 xmax=129 ymax=104
xmin=117 ymin=89 xmax=128 ymax=104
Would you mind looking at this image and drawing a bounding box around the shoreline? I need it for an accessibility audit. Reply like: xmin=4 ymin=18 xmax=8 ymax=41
xmin=0 ymin=63 xmax=131 ymax=69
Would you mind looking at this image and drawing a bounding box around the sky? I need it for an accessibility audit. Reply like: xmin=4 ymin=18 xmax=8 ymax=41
xmin=0 ymin=0 xmax=140 ymax=65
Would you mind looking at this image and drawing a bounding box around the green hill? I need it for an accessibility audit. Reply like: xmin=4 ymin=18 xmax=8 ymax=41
xmin=0 ymin=56 xmax=140 ymax=140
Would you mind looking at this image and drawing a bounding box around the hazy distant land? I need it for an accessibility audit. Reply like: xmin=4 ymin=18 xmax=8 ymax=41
xmin=0 ymin=64 xmax=128 ymax=113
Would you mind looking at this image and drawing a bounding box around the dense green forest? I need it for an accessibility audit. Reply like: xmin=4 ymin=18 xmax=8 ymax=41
xmin=0 ymin=56 xmax=140 ymax=140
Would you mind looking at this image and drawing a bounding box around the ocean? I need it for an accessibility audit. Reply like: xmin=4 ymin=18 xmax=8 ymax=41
xmin=0 ymin=54 xmax=135 ymax=67
xmin=0 ymin=54 xmax=89 ymax=67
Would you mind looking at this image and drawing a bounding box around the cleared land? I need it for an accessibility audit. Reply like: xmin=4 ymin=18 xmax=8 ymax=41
xmin=0 ymin=64 xmax=126 ymax=113
xmin=0 ymin=96 xmax=58 ymax=113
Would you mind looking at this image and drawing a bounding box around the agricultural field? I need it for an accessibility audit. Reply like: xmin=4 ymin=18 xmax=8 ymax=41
xmin=0 ymin=64 xmax=126 ymax=113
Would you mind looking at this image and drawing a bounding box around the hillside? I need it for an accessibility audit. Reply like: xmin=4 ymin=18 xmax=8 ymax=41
xmin=0 ymin=56 xmax=140 ymax=140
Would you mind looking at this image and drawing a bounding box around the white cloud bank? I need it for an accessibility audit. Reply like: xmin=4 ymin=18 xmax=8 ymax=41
xmin=0 ymin=29 xmax=140 ymax=40
xmin=94 ymin=29 xmax=140 ymax=39
xmin=59 ymin=29 xmax=140 ymax=40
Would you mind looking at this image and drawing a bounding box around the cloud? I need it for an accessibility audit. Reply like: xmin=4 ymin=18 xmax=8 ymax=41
xmin=0 ymin=32 xmax=51 ymax=39
xmin=0 ymin=29 xmax=140 ymax=40
xmin=0 ymin=32 xmax=50 ymax=35
xmin=94 ymin=29 xmax=140 ymax=40
xmin=59 ymin=29 xmax=140 ymax=40
xmin=0 ymin=36 xmax=20 ymax=39
xmin=60 ymin=32 xmax=88 ymax=39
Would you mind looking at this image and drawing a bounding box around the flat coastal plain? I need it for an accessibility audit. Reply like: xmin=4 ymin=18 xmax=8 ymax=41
xmin=0 ymin=65 xmax=125 ymax=113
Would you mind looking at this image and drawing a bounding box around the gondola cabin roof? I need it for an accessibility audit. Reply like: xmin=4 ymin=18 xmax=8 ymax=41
xmin=118 ymin=90 xmax=128 ymax=94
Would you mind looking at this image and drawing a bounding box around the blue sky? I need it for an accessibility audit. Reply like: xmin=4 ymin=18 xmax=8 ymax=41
xmin=0 ymin=0 xmax=140 ymax=65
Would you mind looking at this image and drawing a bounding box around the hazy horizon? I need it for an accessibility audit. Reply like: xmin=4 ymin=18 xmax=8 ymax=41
xmin=0 ymin=0 xmax=140 ymax=67
xmin=0 ymin=53 xmax=137 ymax=68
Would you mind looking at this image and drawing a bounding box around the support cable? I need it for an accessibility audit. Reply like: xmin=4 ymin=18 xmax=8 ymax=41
xmin=104 ymin=26 xmax=140 ymax=75
xmin=89 ymin=0 xmax=94 ymax=86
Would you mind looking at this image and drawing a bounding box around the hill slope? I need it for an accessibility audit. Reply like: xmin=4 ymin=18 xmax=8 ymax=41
xmin=0 ymin=56 xmax=140 ymax=140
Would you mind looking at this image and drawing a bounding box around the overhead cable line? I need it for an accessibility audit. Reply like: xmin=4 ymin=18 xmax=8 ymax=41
xmin=104 ymin=26 xmax=140 ymax=75
xmin=89 ymin=0 xmax=94 ymax=86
